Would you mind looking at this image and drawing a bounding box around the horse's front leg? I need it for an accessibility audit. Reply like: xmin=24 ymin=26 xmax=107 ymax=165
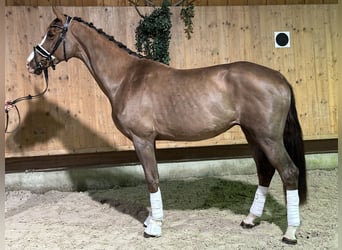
xmin=132 ymin=135 xmax=163 ymax=238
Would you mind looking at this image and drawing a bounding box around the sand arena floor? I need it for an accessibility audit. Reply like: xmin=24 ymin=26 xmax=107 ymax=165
xmin=5 ymin=169 xmax=337 ymax=249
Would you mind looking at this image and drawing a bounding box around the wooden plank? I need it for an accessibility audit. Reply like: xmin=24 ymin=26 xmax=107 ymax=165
xmin=305 ymin=0 xmax=323 ymax=3
xmin=208 ymin=0 xmax=229 ymax=5
xmin=195 ymin=0 xmax=209 ymax=6
xmin=247 ymin=0 xmax=267 ymax=4
xmin=5 ymin=0 xmax=338 ymax=6
xmin=81 ymin=0 xmax=97 ymax=6
xmin=303 ymin=7 xmax=317 ymax=138
xmin=5 ymin=0 xmax=338 ymax=5
xmin=285 ymin=0 xmax=305 ymax=3
xmin=323 ymin=5 xmax=338 ymax=135
xmin=267 ymin=0 xmax=286 ymax=4
xmin=228 ymin=0 xmax=248 ymax=4
xmin=35 ymin=0 xmax=52 ymax=5
xmin=323 ymin=0 xmax=338 ymax=3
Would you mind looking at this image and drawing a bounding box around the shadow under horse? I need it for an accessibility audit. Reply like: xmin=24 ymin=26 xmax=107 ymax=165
xmin=89 ymin=177 xmax=287 ymax=233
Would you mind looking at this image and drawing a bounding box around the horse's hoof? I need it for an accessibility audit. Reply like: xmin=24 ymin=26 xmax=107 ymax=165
xmin=143 ymin=231 xmax=161 ymax=238
xmin=144 ymin=218 xmax=162 ymax=238
xmin=240 ymin=221 xmax=254 ymax=228
xmin=144 ymin=232 xmax=157 ymax=238
xmin=240 ymin=220 xmax=258 ymax=229
xmin=282 ymin=236 xmax=298 ymax=245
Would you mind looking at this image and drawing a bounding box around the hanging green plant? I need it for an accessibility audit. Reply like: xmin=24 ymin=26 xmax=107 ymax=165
xmin=180 ymin=3 xmax=194 ymax=40
xmin=135 ymin=0 xmax=172 ymax=65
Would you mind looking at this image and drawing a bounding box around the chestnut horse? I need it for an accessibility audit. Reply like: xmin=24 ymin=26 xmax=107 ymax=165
xmin=26 ymin=7 xmax=307 ymax=244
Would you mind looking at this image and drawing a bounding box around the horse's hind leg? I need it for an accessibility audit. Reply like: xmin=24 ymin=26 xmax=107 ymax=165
xmin=257 ymin=137 xmax=300 ymax=244
xmin=241 ymin=130 xmax=275 ymax=228
xmin=131 ymin=135 xmax=163 ymax=238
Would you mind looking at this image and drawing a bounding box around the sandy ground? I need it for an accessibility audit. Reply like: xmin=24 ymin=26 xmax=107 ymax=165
xmin=5 ymin=169 xmax=337 ymax=250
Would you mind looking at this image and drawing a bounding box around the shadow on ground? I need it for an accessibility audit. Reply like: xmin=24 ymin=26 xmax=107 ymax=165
xmin=88 ymin=176 xmax=287 ymax=233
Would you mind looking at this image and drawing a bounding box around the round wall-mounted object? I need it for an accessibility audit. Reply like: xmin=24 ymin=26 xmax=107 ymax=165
xmin=274 ymin=31 xmax=290 ymax=48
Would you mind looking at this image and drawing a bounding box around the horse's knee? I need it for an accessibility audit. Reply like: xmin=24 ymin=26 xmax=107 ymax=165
xmin=147 ymin=179 xmax=159 ymax=193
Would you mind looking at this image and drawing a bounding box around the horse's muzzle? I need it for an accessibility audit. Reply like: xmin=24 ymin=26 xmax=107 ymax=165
xmin=26 ymin=60 xmax=44 ymax=75
xmin=33 ymin=66 xmax=43 ymax=75
xmin=26 ymin=50 xmax=49 ymax=75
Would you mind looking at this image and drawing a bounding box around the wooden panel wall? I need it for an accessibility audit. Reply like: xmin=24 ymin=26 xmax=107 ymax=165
xmin=5 ymin=0 xmax=339 ymax=6
xmin=5 ymin=5 xmax=338 ymax=157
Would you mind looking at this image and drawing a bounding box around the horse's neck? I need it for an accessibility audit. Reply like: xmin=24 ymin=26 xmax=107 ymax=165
xmin=70 ymin=22 xmax=136 ymax=98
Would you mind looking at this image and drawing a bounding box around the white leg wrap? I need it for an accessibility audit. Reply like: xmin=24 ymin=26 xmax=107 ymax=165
xmin=144 ymin=215 xmax=152 ymax=227
xmin=150 ymin=187 xmax=163 ymax=220
xmin=286 ymin=190 xmax=300 ymax=227
xmin=144 ymin=188 xmax=163 ymax=237
xmin=250 ymin=185 xmax=268 ymax=217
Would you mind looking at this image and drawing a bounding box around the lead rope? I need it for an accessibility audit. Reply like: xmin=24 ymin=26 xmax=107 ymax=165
xmin=5 ymin=68 xmax=49 ymax=133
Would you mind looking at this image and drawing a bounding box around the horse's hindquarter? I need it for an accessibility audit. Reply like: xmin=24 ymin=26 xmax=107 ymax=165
xmin=227 ymin=62 xmax=292 ymax=134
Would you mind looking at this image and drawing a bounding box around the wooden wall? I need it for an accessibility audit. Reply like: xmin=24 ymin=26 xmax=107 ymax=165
xmin=5 ymin=5 xmax=338 ymax=157
xmin=5 ymin=0 xmax=339 ymax=6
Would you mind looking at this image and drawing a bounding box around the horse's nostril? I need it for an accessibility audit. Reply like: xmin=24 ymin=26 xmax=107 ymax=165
xmin=34 ymin=67 xmax=42 ymax=75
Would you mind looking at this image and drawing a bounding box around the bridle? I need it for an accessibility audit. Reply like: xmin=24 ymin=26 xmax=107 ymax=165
xmin=5 ymin=16 xmax=73 ymax=133
xmin=33 ymin=15 xmax=73 ymax=73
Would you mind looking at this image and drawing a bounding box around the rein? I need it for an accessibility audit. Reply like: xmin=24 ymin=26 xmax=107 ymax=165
xmin=5 ymin=16 xmax=73 ymax=133
xmin=5 ymin=68 xmax=49 ymax=133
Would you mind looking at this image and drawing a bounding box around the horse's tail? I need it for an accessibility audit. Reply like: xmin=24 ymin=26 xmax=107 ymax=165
xmin=283 ymin=84 xmax=307 ymax=205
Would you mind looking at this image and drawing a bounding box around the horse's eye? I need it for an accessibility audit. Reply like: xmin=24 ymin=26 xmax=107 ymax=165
xmin=47 ymin=31 xmax=54 ymax=39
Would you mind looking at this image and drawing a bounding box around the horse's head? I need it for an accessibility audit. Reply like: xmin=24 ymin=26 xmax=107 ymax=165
xmin=26 ymin=7 xmax=73 ymax=75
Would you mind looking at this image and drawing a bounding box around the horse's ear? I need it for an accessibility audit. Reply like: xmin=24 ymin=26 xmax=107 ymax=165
xmin=52 ymin=6 xmax=66 ymax=23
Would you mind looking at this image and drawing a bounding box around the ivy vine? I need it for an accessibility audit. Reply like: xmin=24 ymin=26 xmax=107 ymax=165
xmin=133 ymin=0 xmax=195 ymax=65
xmin=180 ymin=3 xmax=194 ymax=40
xmin=135 ymin=0 xmax=172 ymax=65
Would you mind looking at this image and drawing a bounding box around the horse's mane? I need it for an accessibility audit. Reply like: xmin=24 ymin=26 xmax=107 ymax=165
xmin=72 ymin=16 xmax=145 ymax=59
